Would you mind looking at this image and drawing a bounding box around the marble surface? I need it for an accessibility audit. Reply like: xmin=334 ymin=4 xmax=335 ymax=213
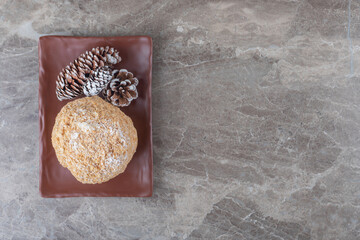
xmin=0 ymin=0 xmax=359 ymax=239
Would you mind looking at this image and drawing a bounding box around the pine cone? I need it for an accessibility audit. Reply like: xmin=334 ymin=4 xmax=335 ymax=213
xmin=83 ymin=66 xmax=113 ymax=97
xmin=56 ymin=46 xmax=121 ymax=101
xmin=103 ymin=69 xmax=139 ymax=107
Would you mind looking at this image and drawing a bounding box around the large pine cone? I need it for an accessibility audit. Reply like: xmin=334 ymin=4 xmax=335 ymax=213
xmin=56 ymin=46 xmax=121 ymax=101
xmin=83 ymin=66 xmax=113 ymax=97
xmin=103 ymin=69 xmax=139 ymax=107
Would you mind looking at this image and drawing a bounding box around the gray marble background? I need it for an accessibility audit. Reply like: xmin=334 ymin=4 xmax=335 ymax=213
xmin=0 ymin=0 xmax=359 ymax=239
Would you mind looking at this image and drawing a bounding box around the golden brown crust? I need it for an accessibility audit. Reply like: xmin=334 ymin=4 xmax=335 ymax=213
xmin=51 ymin=96 xmax=138 ymax=184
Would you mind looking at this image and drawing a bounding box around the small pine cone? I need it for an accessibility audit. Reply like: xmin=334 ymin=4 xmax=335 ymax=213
xmin=83 ymin=66 xmax=113 ymax=97
xmin=56 ymin=46 xmax=121 ymax=101
xmin=103 ymin=69 xmax=139 ymax=107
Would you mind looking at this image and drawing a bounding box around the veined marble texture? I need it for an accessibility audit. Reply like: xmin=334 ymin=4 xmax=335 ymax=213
xmin=0 ymin=0 xmax=359 ymax=239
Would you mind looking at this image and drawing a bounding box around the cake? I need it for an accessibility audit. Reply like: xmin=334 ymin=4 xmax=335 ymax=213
xmin=51 ymin=96 xmax=138 ymax=184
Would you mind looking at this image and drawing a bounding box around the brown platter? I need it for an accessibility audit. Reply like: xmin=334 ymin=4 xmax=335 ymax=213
xmin=39 ymin=36 xmax=153 ymax=197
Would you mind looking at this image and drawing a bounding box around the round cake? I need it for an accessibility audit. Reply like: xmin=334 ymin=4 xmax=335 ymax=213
xmin=51 ymin=96 xmax=138 ymax=184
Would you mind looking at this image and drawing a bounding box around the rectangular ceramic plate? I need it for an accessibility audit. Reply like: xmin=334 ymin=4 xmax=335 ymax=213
xmin=39 ymin=36 xmax=152 ymax=197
